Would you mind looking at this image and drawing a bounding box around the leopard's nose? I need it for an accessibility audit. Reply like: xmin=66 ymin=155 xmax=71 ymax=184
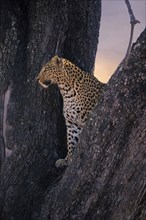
xmin=35 ymin=76 xmax=40 ymax=81
xmin=44 ymin=80 xmax=51 ymax=86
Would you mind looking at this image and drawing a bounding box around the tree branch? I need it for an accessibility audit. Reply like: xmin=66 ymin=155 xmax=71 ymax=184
xmin=124 ymin=0 xmax=140 ymax=65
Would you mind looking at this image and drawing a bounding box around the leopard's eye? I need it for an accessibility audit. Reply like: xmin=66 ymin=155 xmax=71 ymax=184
xmin=44 ymin=80 xmax=51 ymax=86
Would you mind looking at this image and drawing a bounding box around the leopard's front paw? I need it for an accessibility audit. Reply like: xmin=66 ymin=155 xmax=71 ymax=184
xmin=55 ymin=158 xmax=68 ymax=168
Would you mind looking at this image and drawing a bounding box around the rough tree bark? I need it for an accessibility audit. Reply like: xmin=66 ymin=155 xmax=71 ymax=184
xmin=38 ymin=29 xmax=146 ymax=220
xmin=0 ymin=0 xmax=101 ymax=219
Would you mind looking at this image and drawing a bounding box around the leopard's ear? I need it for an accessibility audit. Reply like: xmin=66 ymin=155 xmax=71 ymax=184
xmin=53 ymin=55 xmax=63 ymax=69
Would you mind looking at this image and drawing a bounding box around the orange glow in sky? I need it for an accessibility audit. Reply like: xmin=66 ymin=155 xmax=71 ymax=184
xmin=94 ymin=0 xmax=146 ymax=83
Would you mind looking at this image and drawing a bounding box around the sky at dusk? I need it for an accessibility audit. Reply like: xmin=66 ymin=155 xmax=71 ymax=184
xmin=95 ymin=0 xmax=146 ymax=82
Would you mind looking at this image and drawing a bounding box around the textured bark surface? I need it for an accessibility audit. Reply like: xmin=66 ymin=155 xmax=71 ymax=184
xmin=38 ymin=29 xmax=146 ymax=220
xmin=1 ymin=1 xmax=145 ymax=220
xmin=0 ymin=0 xmax=101 ymax=219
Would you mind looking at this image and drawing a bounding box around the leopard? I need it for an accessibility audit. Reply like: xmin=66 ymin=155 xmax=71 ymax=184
xmin=37 ymin=55 xmax=105 ymax=168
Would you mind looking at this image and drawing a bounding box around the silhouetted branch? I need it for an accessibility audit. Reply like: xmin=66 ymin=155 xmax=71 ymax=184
xmin=124 ymin=0 xmax=140 ymax=64
xmin=114 ymin=0 xmax=140 ymax=74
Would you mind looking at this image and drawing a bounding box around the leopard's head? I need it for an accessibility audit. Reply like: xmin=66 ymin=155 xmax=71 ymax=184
xmin=36 ymin=55 xmax=68 ymax=88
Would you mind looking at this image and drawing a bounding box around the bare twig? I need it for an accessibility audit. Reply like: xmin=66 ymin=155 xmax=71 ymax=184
xmin=113 ymin=0 xmax=140 ymax=74
xmin=124 ymin=0 xmax=140 ymax=65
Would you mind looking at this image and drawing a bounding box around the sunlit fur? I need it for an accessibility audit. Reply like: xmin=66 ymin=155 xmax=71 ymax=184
xmin=37 ymin=55 xmax=105 ymax=167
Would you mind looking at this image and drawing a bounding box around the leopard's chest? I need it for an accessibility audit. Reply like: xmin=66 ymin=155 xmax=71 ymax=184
xmin=61 ymin=89 xmax=84 ymax=126
xmin=63 ymin=95 xmax=79 ymax=122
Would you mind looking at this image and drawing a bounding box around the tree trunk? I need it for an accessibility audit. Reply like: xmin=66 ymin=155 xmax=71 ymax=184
xmin=0 ymin=0 xmax=101 ymax=219
xmin=37 ymin=28 xmax=146 ymax=220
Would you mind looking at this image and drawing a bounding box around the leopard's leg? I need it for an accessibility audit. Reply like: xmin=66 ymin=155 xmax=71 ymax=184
xmin=55 ymin=121 xmax=82 ymax=168
xmin=65 ymin=121 xmax=82 ymax=162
